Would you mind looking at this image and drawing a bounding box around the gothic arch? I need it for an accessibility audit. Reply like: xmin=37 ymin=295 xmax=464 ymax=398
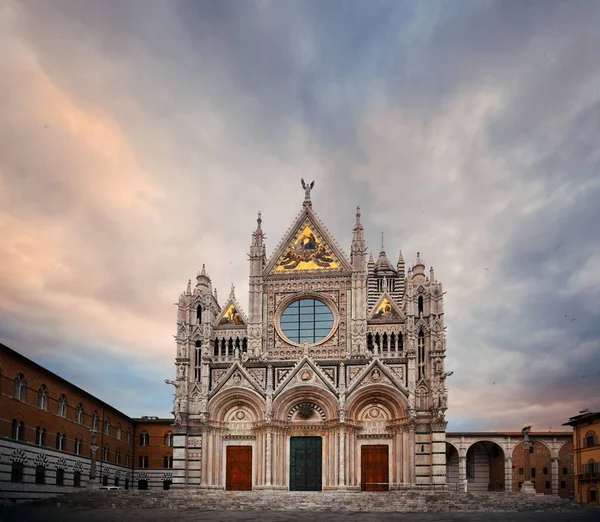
xmin=272 ymin=385 xmax=338 ymax=422
xmin=209 ymin=388 xmax=264 ymax=423
xmin=346 ymin=384 xmax=407 ymax=421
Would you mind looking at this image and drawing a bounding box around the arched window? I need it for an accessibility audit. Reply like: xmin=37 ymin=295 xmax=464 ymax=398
xmin=104 ymin=417 xmax=111 ymax=435
xmin=164 ymin=432 xmax=173 ymax=446
xmin=418 ymin=295 xmax=424 ymax=315
xmin=55 ymin=432 xmax=65 ymax=451
xmin=585 ymin=431 xmax=597 ymax=448
xmin=163 ymin=478 xmax=172 ymax=490
xmin=214 ymin=339 xmax=219 ymax=356
xmin=57 ymin=394 xmax=68 ymax=418
xmin=418 ymin=330 xmax=425 ymax=380
xmin=115 ymin=448 xmax=121 ymax=465
xmin=398 ymin=331 xmax=403 ymax=351
xmin=140 ymin=432 xmax=150 ymax=446
xmin=366 ymin=333 xmax=373 ymax=352
xmin=197 ymin=304 xmax=202 ymax=324
xmin=12 ymin=418 xmax=24 ymax=440
xmin=242 ymin=337 xmax=247 ymax=353
xmin=163 ymin=455 xmax=173 ymax=468
xmin=585 ymin=459 xmax=597 ymax=475
xmin=13 ymin=373 xmax=27 ymax=401
xmin=91 ymin=412 xmax=99 ymax=431
xmin=116 ymin=423 xmax=122 ymax=440
xmin=126 ymin=429 xmax=131 ymax=443
xmin=138 ymin=478 xmax=148 ymax=490
xmin=76 ymin=403 xmax=84 ymax=424
xmin=74 ymin=438 xmax=82 ymax=455
xmin=103 ymin=445 xmax=109 ymax=461
xmin=139 ymin=455 xmax=149 ymax=468
xmin=35 ymin=465 xmax=45 ymax=484
xmin=36 ymin=426 xmax=46 ymax=446
xmin=11 ymin=462 xmax=24 ymax=483
xmin=37 ymin=385 xmax=49 ymax=410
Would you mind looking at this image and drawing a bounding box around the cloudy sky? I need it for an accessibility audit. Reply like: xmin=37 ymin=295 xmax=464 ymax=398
xmin=1 ymin=0 xmax=599 ymax=431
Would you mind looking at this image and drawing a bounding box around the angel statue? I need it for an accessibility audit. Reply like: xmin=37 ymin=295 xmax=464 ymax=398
xmin=301 ymin=178 xmax=315 ymax=205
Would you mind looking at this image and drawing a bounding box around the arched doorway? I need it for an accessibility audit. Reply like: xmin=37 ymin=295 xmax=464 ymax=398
xmin=466 ymin=441 xmax=505 ymax=492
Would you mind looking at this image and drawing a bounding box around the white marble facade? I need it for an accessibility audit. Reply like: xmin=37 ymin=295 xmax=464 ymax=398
xmin=171 ymin=183 xmax=448 ymax=490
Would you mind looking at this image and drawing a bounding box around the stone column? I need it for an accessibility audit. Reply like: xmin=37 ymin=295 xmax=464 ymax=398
xmin=458 ymin=455 xmax=467 ymax=485
xmin=504 ymin=455 xmax=513 ymax=492
xmin=551 ymin=457 xmax=559 ymax=497
xmin=409 ymin=423 xmax=416 ymax=484
xmin=266 ymin=431 xmax=272 ymax=487
xmin=338 ymin=430 xmax=345 ymax=487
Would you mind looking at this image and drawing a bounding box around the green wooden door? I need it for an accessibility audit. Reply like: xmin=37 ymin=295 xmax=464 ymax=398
xmin=290 ymin=437 xmax=322 ymax=491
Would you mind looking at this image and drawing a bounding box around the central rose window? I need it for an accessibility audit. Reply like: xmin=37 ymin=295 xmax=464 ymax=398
xmin=279 ymin=298 xmax=334 ymax=344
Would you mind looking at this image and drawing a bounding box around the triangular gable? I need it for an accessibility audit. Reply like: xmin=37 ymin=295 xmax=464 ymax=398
xmin=346 ymin=359 xmax=408 ymax=397
xmin=209 ymin=362 xmax=265 ymax=399
xmin=264 ymin=206 xmax=352 ymax=274
xmin=368 ymin=292 xmax=405 ymax=323
xmin=214 ymin=292 xmax=248 ymax=328
xmin=273 ymin=356 xmax=338 ymax=398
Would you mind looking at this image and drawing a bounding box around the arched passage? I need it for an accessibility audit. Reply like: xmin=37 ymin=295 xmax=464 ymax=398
xmin=466 ymin=441 xmax=505 ymax=491
xmin=446 ymin=442 xmax=460 ymax=491
xmin=512 ymin=439 xmax=552 ymax=494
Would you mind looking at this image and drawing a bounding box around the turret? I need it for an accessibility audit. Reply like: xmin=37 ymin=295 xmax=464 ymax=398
xmin=248 ymin=211 xmax=267 ymax=356
xmin=350 ymin=206 xmax=367 ymax=272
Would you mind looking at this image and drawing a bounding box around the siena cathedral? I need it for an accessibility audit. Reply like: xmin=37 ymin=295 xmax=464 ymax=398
xmin=169 ymin=182 xmax=449 ymax=491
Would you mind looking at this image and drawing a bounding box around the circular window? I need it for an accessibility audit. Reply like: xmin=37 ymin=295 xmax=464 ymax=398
xmin=279 ymin=298 xmax=334 ymax=344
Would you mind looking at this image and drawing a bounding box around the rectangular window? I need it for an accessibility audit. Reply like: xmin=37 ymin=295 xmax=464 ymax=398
xmin=531 ymin=468 xmax=536 ymax=478
xmin=74 ymin=471 xmax=81 ymax=488
xmin=56 ymin=468 xmax=64 ymax=486
xmin=563 ymin=467 xmax=568 ymax=475
xmin=545 ymin=481 xmax=551 ymax=489
xmin=518 ymin=468 xmax=524 ymax=475
xmin=560 ymin=481 xmax=566 ymax=489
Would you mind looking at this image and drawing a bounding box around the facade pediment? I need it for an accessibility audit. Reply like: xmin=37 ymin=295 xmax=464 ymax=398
xmin=214 ymin=289 xmax=249 ymax=328
xmin=264 ymin=206 xmax=352 ymax=275
xmin=346 ymin=359 xmax=408 ymax=398
xmin=209 ymin=362 xmax=266 ymax=399
xmin=273 ymin=357 xmax=338 ymax=398
xmin=368 ymin=292 xmax=405 ymax=323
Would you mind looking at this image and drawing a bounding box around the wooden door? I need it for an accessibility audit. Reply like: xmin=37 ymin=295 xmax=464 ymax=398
xmin=361 ymin=445 xmax=389 ymax=491
xmin=226 ymin=446 xmax=252 ymax=491
xmin=290 ymin=437 xmax=322 ymax=491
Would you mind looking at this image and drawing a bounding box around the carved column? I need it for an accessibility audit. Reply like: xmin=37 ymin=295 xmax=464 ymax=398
xmin=266 ymin=431 xmax=272 ymax=486
xmin=409 ymin=423 xmax=416 ymax=484
xmin=338 ymin=429 xmax=345 ymax=487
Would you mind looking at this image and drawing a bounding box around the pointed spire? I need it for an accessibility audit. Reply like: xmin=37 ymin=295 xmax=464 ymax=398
xmin=430 ymin=266 xmax=435 ymax=281
xmin=397 ymin=249 xmax=404 ymax=266
xmin=229 ymin=283 xmax=235 ymax=299
xmin=368 ymin=252 xmax=375 ymax=265
xmin=201 ymin=263 xmax=206 ymax=276
xmin=186 ymin=279 xmax=192 ymax=295
xmin=213 ymin=287 xmax=218 ymax=303
xmin=351 ymin=206 xmax=366 ymax=270
xmin=380 ymin=231 xmax=385 ymax=253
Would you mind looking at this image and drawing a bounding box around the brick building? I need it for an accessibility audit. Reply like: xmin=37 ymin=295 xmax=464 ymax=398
xmin=0 ymin=343 xmax=173 ymax=503
xmin=563 ymin=410 xmax=600 ymax=504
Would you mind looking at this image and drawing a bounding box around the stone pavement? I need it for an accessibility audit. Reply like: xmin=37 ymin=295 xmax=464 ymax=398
xmin=1 ymin=508 xmax=600 ymax=522
xmin=1 ymin=490 xmax=599 ymax=522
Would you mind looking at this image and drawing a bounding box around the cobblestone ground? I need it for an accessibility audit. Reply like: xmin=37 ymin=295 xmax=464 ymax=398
xmin=1 ymin=508 xmax=600 ymax=522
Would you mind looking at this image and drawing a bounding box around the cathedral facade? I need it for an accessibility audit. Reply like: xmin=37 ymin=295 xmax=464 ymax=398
xmin=170 ymin=183 xmax=449 ymax=491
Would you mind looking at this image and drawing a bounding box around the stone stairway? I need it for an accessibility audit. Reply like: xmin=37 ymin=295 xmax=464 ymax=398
xmin=29 ymin=490 xmax=597 ymax=513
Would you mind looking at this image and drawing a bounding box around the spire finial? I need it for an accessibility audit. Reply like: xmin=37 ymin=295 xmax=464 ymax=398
xmin=380 ymin=232 xmax=385 ymax=252
xmin=356 ymin=206 xmax=361 ymax=223
xmin=257 ymin=211 xmax=262 ymax=228
xmin=200 ymin=264 xmax=207 ymax=276
xmin=301 ymin=178 xmax=315 ymax=207
xmin=186 ymin=279 xmax=192 ymax=294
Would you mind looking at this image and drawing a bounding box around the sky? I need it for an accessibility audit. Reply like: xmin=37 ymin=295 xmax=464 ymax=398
xmin=1 ymin=0 xmax=599 ymax=431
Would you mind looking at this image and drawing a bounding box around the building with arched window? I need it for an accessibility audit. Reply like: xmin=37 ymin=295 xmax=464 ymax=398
xmin=563 ymin=410 xmax=600 ymax=504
